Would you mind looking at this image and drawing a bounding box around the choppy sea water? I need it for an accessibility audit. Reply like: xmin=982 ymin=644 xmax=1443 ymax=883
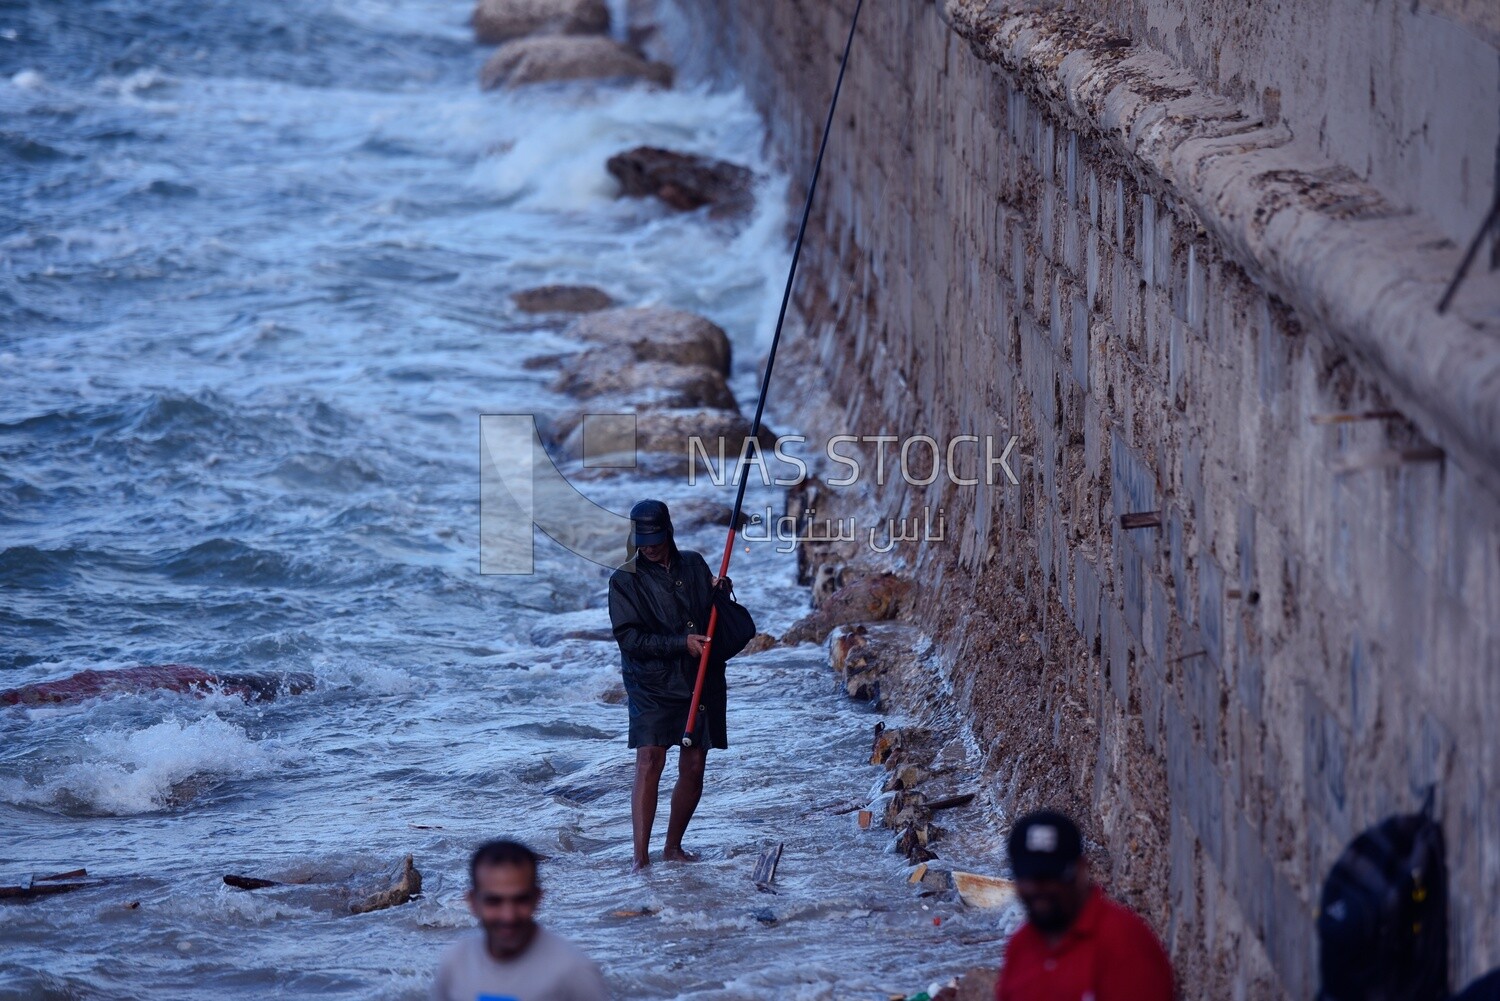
xmin=0 ymin=1 xmax=1018 ymax=996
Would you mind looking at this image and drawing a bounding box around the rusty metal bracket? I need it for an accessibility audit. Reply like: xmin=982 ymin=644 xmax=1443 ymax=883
xmin=1119 ymin=511 xmax=1162 ymax=530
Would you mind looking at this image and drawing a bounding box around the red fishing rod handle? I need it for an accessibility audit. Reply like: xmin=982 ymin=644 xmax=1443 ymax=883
xmin=681 ymin=528 xmax=738 ymax=746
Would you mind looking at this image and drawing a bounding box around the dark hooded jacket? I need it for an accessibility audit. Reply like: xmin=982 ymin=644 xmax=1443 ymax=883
xmin=607 ymin=543 xmax=727 ymax=749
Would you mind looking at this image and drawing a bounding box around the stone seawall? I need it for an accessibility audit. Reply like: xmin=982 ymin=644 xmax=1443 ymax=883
xmin=682 ymin=1 xmax=1500 ymax=997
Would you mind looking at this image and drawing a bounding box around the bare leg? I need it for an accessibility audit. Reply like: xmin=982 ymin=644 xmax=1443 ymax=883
xmin=662 ymin=746 xmax=707 ymax=862
xmin=632 ymin=746 xmax=667 ymax=871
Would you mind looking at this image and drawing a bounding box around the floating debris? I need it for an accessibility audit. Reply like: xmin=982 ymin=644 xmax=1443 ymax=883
xmin=751 ymin=842 xmax=783 ymax=892
xmin=950 ymin=871 xmax=1017 ymax=910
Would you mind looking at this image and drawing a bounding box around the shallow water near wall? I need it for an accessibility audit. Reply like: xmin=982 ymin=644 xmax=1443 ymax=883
xmin=0 ymin=1 xmax=1018 ymax=996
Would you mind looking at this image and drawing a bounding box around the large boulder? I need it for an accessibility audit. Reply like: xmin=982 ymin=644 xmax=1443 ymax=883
xmin=606 ymin=146 xmax=755 ymax=219
xmin=560 ymin=408 xmax=773 ymax=466
xmin=551 ymin=353 xmax=737 ymax=411
xmin=479 ymin=36 xmax=673 ymax=90
xmin=565 ymin=307 xmax=732 ymax=374
xmin=511 ymin=284 xmax=615 ymax=314
xmin=471 ymin=0 xmax=610 ymax=44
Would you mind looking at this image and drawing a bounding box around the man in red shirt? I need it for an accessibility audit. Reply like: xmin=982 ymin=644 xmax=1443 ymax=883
xmin=995 ymin=810 xmax=1175 ymax=1001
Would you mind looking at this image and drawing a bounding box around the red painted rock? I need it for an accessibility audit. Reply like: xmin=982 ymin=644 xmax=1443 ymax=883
xmin=0 ymin=665 xmax=314 ymax=707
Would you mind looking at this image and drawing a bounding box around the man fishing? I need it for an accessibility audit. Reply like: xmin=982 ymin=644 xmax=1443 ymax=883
xmin=607 ymin=498 xmax=744 ymax=871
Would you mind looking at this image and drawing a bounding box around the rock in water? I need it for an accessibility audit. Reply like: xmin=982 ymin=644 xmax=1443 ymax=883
xmin=528 ymin=609 xmax=613 ymax=647
xmin=605 ymin=146 xmax=755 ymax=219
xmin=559 ymin=408 xmax=773 ymax=466
xmin=781 ymin=573 xmax=915 ymax=645
xmin=223 ymin=874 xmax=281 ymax=890
xmin=564 ymin=307 xmax=732 ymax=374
xmin=552 ymin=355 xmax=736 ymax=410
xmin=479 ymin=37 xmax=673 ymax=90
xmin=511 ymin=284 xmax=615 ymax=314
xmin=349 ymin=855 xmax=422 ymax=915
xmin=471 ymin=0 xmax=610 ymax=44
xmin=742 ymin=633 xmax=778 ymax=654
xmin=0 ymin=665 xmax=314 ymax=708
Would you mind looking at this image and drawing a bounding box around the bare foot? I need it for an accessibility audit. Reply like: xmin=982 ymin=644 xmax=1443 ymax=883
xmin=661 ymin=846 xmax=700 ymax=863
xmin=631 ymin=856 xmax=652 ymax=872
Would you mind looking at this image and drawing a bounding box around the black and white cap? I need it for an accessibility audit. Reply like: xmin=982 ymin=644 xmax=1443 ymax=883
xmin=1006 ymin=809 xmax=1084 ymax=880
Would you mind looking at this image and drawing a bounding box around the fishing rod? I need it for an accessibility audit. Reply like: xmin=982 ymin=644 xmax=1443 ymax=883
xmin=682 ymin=0 xmax=865 ymax=747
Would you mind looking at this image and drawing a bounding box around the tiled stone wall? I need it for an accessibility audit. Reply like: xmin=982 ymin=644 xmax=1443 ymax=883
xmin=681 ymin=0 xmax=1500 ymax=997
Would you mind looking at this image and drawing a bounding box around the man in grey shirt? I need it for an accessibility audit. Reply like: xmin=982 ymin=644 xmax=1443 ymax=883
xmin=430 ymin=840 xmax=610 ymax=1001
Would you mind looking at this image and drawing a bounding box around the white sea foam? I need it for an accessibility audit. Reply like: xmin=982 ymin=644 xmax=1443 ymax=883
xmin=469 ymin=85 xmax=768 ymax=213
xmin=0 ymin=714 xmax=290 ymax=815
xmin=312 ymin=658 xmax=423 ymax=695
xmin=101 ymin=67 xmax=175 ymax=98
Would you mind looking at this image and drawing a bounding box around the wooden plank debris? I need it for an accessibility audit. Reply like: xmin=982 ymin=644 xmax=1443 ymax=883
xmin=925 ymin=792 xmax=976 ymax=812
xmin=752 ymin=842 xmax=784 ymax=892
xmin=37 ymin=868 xmax=87 ymax=882
xmin=349 ymin=855 xmax=421 ymax=914
xmin=223 ymin=875 xmax=281 ymax=890
xmin=1 ymin=868 xmax=105 ymax=900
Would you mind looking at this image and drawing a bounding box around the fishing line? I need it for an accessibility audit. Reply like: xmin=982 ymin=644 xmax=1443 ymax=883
xmin=682 ymin=0 xmax=866 ymax=746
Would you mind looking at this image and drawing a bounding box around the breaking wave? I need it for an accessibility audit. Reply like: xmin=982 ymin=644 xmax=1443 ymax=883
xmin=0 ymin=714 xmax=291 ymax=815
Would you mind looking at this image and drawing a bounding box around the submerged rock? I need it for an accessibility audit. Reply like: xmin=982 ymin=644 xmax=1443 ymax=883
xmin=511 ymin=284 xmax=616 ymax=314
xmin=565 ymin=307 xmax=732 ymax=375
xmin=479 ymin=36 xmax=673 ymax=90
xmin=606 ymin=146 xmax=755 ymax=219
xmin=528 ymin=609 xmax=613 ymax=646
xmin=663 ymin=496 xmax=738 ymax=532
xmin=0 ymin=665 xmax=314 ymax=708
xmin=471 ymin=0 xmax=610 ymax=44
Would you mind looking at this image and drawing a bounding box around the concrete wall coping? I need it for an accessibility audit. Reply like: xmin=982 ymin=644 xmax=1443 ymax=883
xmin=943 ymin=0 xmax=1500 ymax=496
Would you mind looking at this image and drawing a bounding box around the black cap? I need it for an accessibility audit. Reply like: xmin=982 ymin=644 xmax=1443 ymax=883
xmin=629 ymin=499 xmax=673 ymax=547
xmin=1007 ymin=810 xmax=1083 ymax=880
